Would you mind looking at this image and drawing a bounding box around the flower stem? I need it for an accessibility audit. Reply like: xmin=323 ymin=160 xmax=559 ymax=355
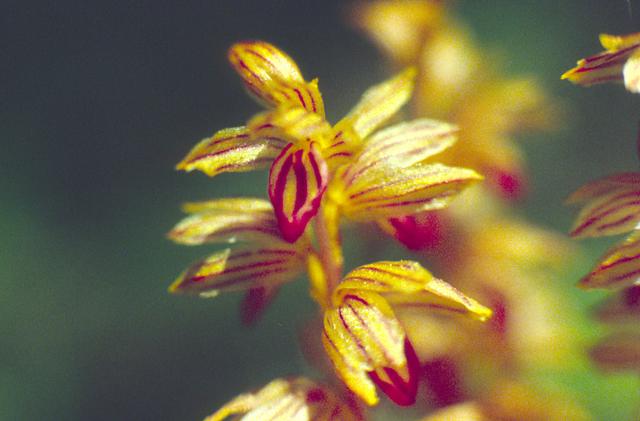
xmin=314 ymin=199 xmax=343 ymax=298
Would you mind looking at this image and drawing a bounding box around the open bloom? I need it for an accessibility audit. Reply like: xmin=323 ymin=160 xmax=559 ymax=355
xmin=204 ymin=377 xmax=363 ymax=421
xmin=176 ymin=40 xmax=479 ymax=243
xmin=319 ymin=260 xmax=491 ymax=406
xmin=567 ymin=172 xmax=640 ymax=289
xmin=562 ymin=33 xmax=640 ymax=93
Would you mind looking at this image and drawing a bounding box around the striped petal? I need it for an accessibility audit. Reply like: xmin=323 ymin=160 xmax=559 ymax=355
xmin=562 ymin=33 xmax=640 ymax=87
xmin=169 ymin=244 xmax=305 ymax=296
xmin=336 ymin=261 xmax=492 ymax=321
xmin=337 ymin=162 xmax=481 ymax=221
xmin=357 ymin=119 xmax=458 ymax=169
xmin=268 ymin=142 xmax=328 ymax=242
xmin=205 ymin=377 xmax=362 ymax=421
xmin=248 ymin=107 xmax=332 ymax=148
xmin=322 ymin=291 xmax=419 ymax=406
xmin=569 ymin=176 xmax=640 ymax=238
xmin=566 ymin=172 xmax=640 ymax=205
xmin=579 ymin=231 xmax=640 ymax=289
xmin=336 ymin=68 xmax=416 ymax=140
xmin=228 ymin=40 xmax=325 ymax=115
xmin=176 ymin=126 xmax=285 ymax=177
xmin=168 ymin=198 xmax=281 ymax=245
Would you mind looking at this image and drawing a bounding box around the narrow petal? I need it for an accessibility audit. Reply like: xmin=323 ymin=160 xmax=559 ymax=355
xmin=204 ymin=377 xmax=362 ymax=421
xmin=337 ymin=68 xmax=416 ymax=139
xmin=176 ymin=126 xmax=283 ymax=177
xmin=356 ymin=118 xmax=458 ymax=169
xmin=562 ymin=37 xmax=640 ymax=87
xmin=169 ymin=245 xmax=305 ymax=296
xmin=579 ymin=231 xmax=640 ymax=289
xmin=168 ymin=198 xmax=281 ymax=245
xmin=336 ymin=261 xmax=492 ymax=321
xmin=228 ymin=41 xmax=325 ymax=115
xmin=268 ymin=142 xmax=328 ymax=242
xmin=590 ymin=333 xmax=640 ymax=372
xmin=322 ymin=291 xmax=410 ymax=406
xmin=570 ymin=182 xmax=640 ymax=238
xmin=599 ymin=33 xmax=640 ymax=51
xmin=566 ymin=172 xmax=640 ymax=205
xmin=338 ymin=162 xmax=481 ymax=221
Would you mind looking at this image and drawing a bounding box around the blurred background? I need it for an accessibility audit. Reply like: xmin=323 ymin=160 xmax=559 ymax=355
xmin=3 ymin=1 xmax=640 ymax=419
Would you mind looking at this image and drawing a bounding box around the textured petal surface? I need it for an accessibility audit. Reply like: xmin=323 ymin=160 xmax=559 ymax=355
xmin=336 ymin=261 xmax=492 ymax=321
xmin=169 ymin=244 xmax=305 ymax=296
xmin=562 ymin=33 xmax=640 ymax=87
xmin=569 ymin=173 xmax=640 ymax=238
xmin=269 ymin=142 xmax=328 ymax=242
xmin=168 ymin=198 xmax=280 ymax=245
xmin=205 ymin=377 xmax=362 ymax=421
xmin=579 ymin=231 xmax=640 ymax=289
xmin=337 ymin=162 xmax=481 ymax=221
xmin=228 ymin=41 xmax=324 ymax=115
xmin=176 ymin=126 xmax=286 ymax=177
xmin=322 ymin=291 xmax=407 ymax=406
xmin=337 ymin=68 xmax=416 ymax=139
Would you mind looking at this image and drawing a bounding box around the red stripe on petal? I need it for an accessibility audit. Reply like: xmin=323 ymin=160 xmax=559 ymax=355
xmin=368 ymin=339 xmax=419 ymax=406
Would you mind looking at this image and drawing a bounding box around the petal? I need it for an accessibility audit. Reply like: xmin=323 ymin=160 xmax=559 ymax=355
xmin=368 ymin=338 xmax=420 ymax=406
xmin=600 ymin=32 xmax=640 ymax=50
xmin=356 ymin=118 xmax=458 ymax=169
xmin=337 ymin=162 xmax=481 ymax=221
xmin=228 ymin=41 xmax=324 ymax=115
xmin=322 ymin=291 xmax=408 ymax=406
xmin=561 ymin=37 xmax=640 ymax=87
xmin=569 ymin=182 xmax=640 ymax=238
xmin=248 ymin=106 xmax=332 ymax=148
xmin=168 ymin=198 xmax=281 ymax=245
xmin=566 ymin=172 xmax=640 ymax=205
xmin=594 ymin=286 xmax=640 ymax=322
xmin=579 ymin=231 xmax=640 ymax=289
xmin=589 ymin=333 xmax=640 ymax=372
xmin=239 ymin=285 xmax=280 ymax=325
xmin=169 ymin=244 xmax=305 ymax=296
xmin=176 ymin=126 xmax=284 ymax=177
xmin=336 ymin=261 xmax=492 ymax=321
xmin=204 ymin=377 xmax=362 ymax=421
xmin=337 ymin=68 xmax=416 ymax=139
xmin=268 ymin=142 xmax=329 ymax=242
xmin=623 ymin=50 xmax=640 ymax=93
xmin=378 ymin=211 xmax=446 ymax=251
xmin=352 ymin=0 xmax=444 ymax=65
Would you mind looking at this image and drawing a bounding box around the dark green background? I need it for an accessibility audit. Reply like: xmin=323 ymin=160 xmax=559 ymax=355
xmin=3 ymin=1 xmax=640 ymax=419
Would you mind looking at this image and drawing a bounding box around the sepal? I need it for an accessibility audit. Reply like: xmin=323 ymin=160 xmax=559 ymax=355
xmin=269 ymin=142 xmax=329 ymax=242
xmin=579 ymin=231 xmax=640 ymax=289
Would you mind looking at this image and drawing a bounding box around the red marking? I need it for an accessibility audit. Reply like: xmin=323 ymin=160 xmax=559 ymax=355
xmin=422 ymin=357 xmax=464 ymax=407
xmin=293 ymin=149 xmax=308 ymax=213
xmin=306 ymin=388 xmax=326 ymax=403
xmin=368 ymin=339 xmax=419 ymax=406
xmin=625 ymin=286 xmax=640 ymax=306
xmin=486 ymin=167 xmax=526 ymax=201
xmin=306 ymin=85 xmax=317 ymax=113
xmin=294 ymin=88 xmax=307 ymax=109
xmin=240 ymin=286 xmax=277 ymax=325
xmin=388 ymin=212 xmax=444 ymax=251
xmin=572 ymin=198 xmax=640 ymax=236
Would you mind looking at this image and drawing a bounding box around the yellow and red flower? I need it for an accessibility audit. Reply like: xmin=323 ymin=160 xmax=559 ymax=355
xmin=562 ymin=33 xmax=640 ymax=93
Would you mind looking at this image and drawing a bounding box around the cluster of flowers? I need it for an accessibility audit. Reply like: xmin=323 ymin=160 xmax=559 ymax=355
xmin=564 ymin=32 xmax=640 ymax=377
xmin=168 ymin=0 xmax=605 ymax=419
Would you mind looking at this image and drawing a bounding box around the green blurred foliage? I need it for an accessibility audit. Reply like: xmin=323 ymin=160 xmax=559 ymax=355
xmin=3 ymin=1 xmax=640 ymax=419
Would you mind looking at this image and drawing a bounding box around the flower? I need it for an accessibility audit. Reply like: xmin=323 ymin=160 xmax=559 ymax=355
xmin=567 ymin=172 xmax=640 ymax=289
xmin=562 ymin=33 xmax=640 ymax=93
xmin=320 ymin=260 xmax=491 ymax=406
xmin=176 ymin=40 xmax=480 ymax=243
xmin=204 ymin=377 xmax=363 ymax=421
xmin=354 ymin=0 xmax=555 ymax=200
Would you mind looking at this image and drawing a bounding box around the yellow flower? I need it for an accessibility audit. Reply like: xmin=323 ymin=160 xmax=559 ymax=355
xmin=176 ymin=40 xmax=480 ymax=242
xmin=562 ymin=33 xmax=640 ymax=93
xmin=567 ymin=172 xmax=640 ymax=289
xmin=204 ymin=377 xmax=363 ymax=421
xmin=354 ymin=0 xmax=555 ymax=200
xmin=320 ymin=260 xmax=491 ymax=406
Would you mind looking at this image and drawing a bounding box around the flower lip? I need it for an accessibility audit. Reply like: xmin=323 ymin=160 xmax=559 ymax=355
xmin=368 ymin=338 xmax=420 ymax=406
